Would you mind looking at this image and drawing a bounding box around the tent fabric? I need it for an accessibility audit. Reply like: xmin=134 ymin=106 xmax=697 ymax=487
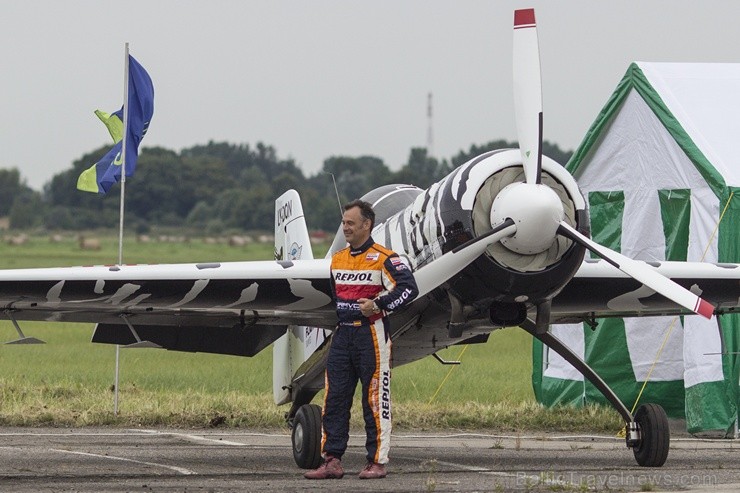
xmin=533 ymin=62 xmax=740 ymax=436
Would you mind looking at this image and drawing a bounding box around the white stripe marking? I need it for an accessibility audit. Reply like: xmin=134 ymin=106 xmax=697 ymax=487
xmin=391 ymin=454 xmax=544 ymax=482
xmin=392 ymin=455 xmax=565 ymax=486
xmin=140 ymin=429 xmax=249 ymax=447
xmin=168 ymin=279 xmax=209 ymax=308
xmin=107 ymin=283 xmax=142 ymax=305
xmin=49 ymin=448 xmax=197 ymax=475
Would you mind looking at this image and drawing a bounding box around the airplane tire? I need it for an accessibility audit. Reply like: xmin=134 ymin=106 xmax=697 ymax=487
xmin=632 ymin=403 xmax=670 ymax=467
xmin=292 ymin=403 xmax=322 ymax=469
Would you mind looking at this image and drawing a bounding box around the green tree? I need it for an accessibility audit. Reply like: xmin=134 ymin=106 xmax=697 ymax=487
xmin=43 ymin=145 xmax=120 ymax=229
xmin=451 ymin=139 xmax=572 ymax=168
xmin=126 ymin=147 xmax=188 ymax=223
xmin=450 ymin=139 xmax=516 ymax=168
xmin=186 ymin=201 xmax=214 ymax=227
xmin=9 ymin=192 xmax=44 ymax=229
xmin=394 ymin=147 xmax=448 ymax=189
xmin=37 ymin=137 xmax=573 ymax=233
xmin=0 ymin=168 xmax=31 ymax=216
xmin=322 ymin=156 xmax=391 ymax=203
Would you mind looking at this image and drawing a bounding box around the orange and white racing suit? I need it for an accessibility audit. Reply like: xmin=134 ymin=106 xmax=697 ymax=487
xmin=322 ymin=236 xmax=418 ymax=464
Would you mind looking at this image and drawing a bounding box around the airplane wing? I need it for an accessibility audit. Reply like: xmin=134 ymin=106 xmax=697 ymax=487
xmin=383 ymin=258 xmax=740 ymax=369
xmin=2 ymin=244 xmax=737 ymax=359
xmin=0 ymin=259 xmax=336 ymax=356
xmin=0 ymin=217 xmax=527 ymax=356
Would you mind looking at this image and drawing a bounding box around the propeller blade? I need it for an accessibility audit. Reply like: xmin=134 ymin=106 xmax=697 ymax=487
xmin=557 ymin=221 xmax=714 ymax=319
xmin=513 ymin=8 xmax=543 ymax=184
xmin=414 ymin=219 xmax=516 ymax=298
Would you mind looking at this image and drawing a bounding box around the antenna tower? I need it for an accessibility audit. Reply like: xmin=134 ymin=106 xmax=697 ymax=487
xmin=426 ymin=92 xmax=434 ymax=158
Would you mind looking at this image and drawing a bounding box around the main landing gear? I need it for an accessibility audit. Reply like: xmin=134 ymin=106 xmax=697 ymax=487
xmin=522 ymin=320 xmax=671 ymax=467
xmin=628 ymin=403 xmax=670 ymax=467
xmin=291 ymin=403 xmax=322 ymax=469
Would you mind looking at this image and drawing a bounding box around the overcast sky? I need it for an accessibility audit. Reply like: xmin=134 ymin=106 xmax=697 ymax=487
xmin=2 ymin=1 xmax=740 ymax=190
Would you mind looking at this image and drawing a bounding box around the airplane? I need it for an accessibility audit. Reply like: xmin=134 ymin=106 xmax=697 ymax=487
xmin=1 ymin=8 xmax=739 ymax=471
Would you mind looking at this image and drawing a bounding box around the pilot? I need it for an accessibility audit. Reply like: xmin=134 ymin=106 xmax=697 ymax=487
xmin=304 ymin=199 xmax=418 ymax=480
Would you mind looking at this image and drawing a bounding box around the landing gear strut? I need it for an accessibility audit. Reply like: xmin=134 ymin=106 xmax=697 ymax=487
xmin=291 ymin=403 xmax=322 ymax=469
xmin=522 ymin=320 xmax=672 ymax=467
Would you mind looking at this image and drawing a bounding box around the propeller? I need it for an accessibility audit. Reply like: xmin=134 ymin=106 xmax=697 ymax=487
xmin=557 ymin=222 xmax=714 ymax=319
xmin=505 ymin=9 xmax=714 ymax=321
xmin=414 ymin=219 xmax=516 ymax=299
xmin=513 ymin=8 xmax=543 ymax=185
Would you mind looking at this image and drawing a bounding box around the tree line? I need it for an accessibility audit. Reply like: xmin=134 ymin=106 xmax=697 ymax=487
xmin=2 ymin=140 xmax=572 ymax=233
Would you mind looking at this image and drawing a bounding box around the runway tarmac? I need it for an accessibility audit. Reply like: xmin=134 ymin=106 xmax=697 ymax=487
xmin=0 ymin=427 xmax=738 ymax=492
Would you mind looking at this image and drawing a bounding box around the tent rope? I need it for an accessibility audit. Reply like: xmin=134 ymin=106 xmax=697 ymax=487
xmin=428 ymin=345 xmax=469 ymax=405
xmin=699 ymin=191 xmax=734 ymax=262
xmin=629 ymin=316 xmax=681 ymax=416
xmin=629 ymin=191 xmax=735 ymax=416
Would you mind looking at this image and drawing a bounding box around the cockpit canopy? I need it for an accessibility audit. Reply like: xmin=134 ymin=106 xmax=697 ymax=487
xmin=327 ymin=184 xmax=423 ymax=257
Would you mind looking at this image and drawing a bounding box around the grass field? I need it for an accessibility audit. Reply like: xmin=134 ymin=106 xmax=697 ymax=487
xmin=0 ymin=234 xmax=623 ymax=432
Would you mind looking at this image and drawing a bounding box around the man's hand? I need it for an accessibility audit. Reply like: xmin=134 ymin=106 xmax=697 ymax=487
xmin=358 ymin=298 xmax=379 ymax=317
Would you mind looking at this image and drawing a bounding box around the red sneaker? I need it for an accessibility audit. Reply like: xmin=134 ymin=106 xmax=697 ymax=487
xmin=303 ymin=455 xmax=344 ymax=480
xmin=358 ymin=462 xmax=387 ymax=479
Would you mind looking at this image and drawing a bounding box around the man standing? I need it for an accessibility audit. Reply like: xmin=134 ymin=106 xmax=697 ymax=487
xmin=304 ymin=199 xmax=418 ymax=480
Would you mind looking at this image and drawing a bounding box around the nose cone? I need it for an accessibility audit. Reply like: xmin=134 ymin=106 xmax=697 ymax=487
xmin=490 ymin=182 xmax=564 ymax=255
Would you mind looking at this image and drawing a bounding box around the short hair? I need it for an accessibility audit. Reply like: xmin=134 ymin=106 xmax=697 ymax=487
xmin=344 ymin=199 xmax=375 ymax=230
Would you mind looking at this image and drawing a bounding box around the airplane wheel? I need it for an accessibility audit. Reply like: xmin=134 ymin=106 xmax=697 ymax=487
xmin=292 ymin=403 xmax=322 ymax=469
xmin=632 ymin=403 xmax=670 ymax=467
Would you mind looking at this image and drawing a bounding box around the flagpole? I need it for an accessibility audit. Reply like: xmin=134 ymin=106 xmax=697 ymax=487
xmin=118 ymin=42 xmax=130 ymax=267
xmin=114 ymin=42 xmax=131 ymax=417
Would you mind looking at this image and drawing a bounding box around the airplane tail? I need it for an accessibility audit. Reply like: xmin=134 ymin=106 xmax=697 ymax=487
xmin=272 ymin=190 xmax=322 ymax=405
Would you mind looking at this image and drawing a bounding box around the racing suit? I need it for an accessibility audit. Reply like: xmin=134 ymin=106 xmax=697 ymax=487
xmin=322 ymin=236 xmax=418 ymax=465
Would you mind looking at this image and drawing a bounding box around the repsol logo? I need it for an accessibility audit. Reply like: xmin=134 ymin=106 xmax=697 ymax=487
xmin=276 ymin=201 xmax=293 ymax=226
xmin=381 ymin=370 xmax=391 ymax=419
xmin=387 ymin=288 xmax=413 ymax=310
xmin=334 ymin=272 xmax=374 ymax=282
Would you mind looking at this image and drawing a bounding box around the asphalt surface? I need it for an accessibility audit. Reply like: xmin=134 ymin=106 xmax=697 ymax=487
xmin=0 ymin=427 xmax=738 ymax=492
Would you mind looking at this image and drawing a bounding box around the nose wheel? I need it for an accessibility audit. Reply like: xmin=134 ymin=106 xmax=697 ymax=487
xmin=291 ymin=403 xmax=322 ymax=469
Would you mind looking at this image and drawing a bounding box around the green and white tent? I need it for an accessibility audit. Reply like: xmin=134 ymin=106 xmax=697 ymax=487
xmin=532 ymin=62 xmax=740 ymax=436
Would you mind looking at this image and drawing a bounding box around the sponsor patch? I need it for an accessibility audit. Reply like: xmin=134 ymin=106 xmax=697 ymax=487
xmin=366 ymin=252 xmax=380 ymax=261
xmin=288 ymin=242 xmax=303 ymax=260
xmin=381 ymin=370 xmax=391 ymax=419
xmin=387 ymin=287 xmax=414 ymax=310
xmin=390 ymin=257 xmax=407 ymax=271
xmin=336 ymin=301 xmax=361 ymax=311
xmin=333 ymin=270 xmax=380 ymax=283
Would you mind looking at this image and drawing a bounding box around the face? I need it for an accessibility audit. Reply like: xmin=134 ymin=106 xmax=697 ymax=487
xmin=342 ymin=206 xmax=372 ymax=248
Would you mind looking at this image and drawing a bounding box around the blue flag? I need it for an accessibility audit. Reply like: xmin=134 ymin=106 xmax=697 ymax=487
xmin=77 ymin=55 xmax=154 ymax=194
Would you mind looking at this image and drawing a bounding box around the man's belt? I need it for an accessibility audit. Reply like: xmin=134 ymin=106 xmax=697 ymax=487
xmin=338 ymin=313 xmax=383 ymax=327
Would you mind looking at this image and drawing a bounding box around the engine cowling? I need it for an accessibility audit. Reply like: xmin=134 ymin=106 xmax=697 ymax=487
xmin=369 ymin=149 xmax=588 ymax=315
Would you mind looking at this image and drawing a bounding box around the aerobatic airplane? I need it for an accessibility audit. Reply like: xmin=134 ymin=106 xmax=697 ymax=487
xmin=1 ymin=8 xmax=738 ymax=469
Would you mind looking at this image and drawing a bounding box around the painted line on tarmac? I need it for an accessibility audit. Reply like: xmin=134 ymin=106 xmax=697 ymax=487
xmin=394 ymin=432 xmax=623 ymax=441
xmin=393 ymin=433 xmax=740 ymax=444
xmin=392 ymin=452 xmax=567 ymax=487
xmin=138 ymin=429 xmax=250 ymax=446
xmin=422 ymin=458 xmax=568 ymax=487
xmin=0 ymin=431 xmax=157 ymax=437
xmin=48 ymin=448 xmax=197 ymax=475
